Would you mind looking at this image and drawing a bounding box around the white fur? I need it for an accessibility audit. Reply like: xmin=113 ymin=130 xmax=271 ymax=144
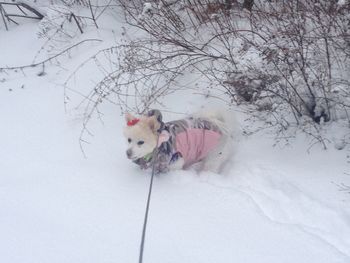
xmin=123 ymin=115 xmax=159 ymax=161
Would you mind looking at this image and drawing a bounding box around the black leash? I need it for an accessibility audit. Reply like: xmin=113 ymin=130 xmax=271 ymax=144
xmin=138 ymin=144 xmax=159 ymax=263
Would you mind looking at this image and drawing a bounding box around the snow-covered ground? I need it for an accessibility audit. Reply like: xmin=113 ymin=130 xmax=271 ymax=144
xmin=1 ymin=13 xmax=350 ymax=263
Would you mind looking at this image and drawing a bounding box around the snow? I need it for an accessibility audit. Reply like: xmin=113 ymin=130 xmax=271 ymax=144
xmin=1 ymin=10 xmax=350 ymax=263
xmin=338 ymin=0 xmax=347 ymax=7
xmin=138 ymin=2 xmax=153 ymax=20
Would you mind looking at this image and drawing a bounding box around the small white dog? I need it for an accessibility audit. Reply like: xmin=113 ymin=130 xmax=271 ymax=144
xmin=123 ymin=109 xmax=234 ymax=174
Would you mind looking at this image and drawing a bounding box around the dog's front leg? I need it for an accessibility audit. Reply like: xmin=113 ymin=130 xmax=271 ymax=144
xmin=169 ymin=157 xmax=185 ymax=171
xmin=153 ymin=152 xmax=171 ymax=174
xmin=153 ymin=151 xmax=184 ymax=173
xmin=168 ymin=152 xmax=184 ymax=171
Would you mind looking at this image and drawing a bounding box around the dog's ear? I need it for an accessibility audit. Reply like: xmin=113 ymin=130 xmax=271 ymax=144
xmin=147 ymin=109 xmax=163 ymax=123
xmin=125 ymin=112 xmax=136 ymax=123
xmin=147 ymin=115 xmax=161 ymax=133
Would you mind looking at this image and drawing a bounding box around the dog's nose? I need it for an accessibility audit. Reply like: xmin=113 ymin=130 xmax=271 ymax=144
xmin=126 ymin=149 xmax=132 ymax=158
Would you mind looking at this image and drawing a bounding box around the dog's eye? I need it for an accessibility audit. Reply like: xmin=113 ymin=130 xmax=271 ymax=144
xmin=137 ymin=140 xmax=144 ymax=146
xmin=128 ymin=138 xmax=131 ymax=143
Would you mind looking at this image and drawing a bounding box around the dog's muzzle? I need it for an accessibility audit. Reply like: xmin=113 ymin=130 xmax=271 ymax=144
xmin=126 ymin=149 xmax=133 ymax=159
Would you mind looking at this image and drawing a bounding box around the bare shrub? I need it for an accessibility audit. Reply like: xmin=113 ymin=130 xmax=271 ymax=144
xmin=103 ymin=0 xmax=349 ymax=147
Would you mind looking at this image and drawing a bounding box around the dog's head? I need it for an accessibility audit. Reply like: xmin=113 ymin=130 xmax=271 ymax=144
xmin=123 ymin=113 xmax=160 ymax=160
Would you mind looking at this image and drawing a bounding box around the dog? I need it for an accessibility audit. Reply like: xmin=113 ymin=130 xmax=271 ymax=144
xmin=123 ymin=109 xmax=234 ymax=174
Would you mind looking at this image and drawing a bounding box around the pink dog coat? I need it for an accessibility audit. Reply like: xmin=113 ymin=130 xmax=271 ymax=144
xmin=151 ymin=115 xmax=223 ymax=172
xmin=175 ymin=128 xmax=221 ymax=167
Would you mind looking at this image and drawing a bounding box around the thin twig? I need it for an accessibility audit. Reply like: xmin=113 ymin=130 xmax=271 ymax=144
xmin=0 ymin=39 xmax=102 ymax=71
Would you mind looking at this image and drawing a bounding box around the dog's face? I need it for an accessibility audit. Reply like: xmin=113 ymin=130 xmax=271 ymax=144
xmin=123 ymin=113 xmax=160 ymax=160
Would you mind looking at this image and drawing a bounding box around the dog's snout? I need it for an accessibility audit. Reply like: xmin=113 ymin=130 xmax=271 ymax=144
xmin=126 ymin=149 xmax=132 ymax=158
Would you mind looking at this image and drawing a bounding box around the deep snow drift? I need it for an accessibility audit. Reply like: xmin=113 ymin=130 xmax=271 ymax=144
xmin=1 ymin=15 xmax=350 ymax=263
